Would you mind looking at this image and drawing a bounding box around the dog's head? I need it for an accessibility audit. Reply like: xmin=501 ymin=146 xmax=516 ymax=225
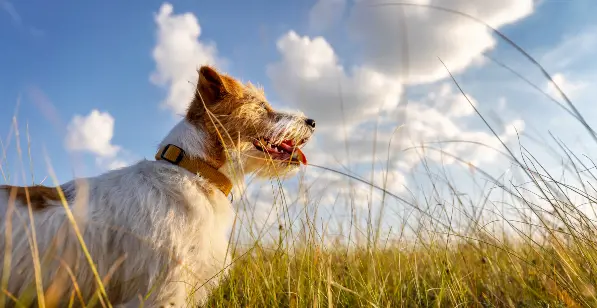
xmin=185 ymin=66 xmax=315 ymax=178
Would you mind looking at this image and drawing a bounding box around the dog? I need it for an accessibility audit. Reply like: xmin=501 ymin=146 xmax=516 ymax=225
xmin=0 ymin=66 xmax=315 ymax=307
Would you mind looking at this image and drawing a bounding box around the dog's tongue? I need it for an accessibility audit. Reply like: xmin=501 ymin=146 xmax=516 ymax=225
xmin=292 ymin=147 xmax=307 ymax=165
xmin=280 ymin=141 xmax=308 ymax=165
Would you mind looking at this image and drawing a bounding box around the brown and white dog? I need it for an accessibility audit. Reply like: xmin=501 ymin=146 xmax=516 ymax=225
xmin=0 ymin=66 xmax=315 ymax=307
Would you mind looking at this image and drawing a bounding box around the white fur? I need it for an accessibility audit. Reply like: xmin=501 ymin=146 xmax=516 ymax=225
xmin=160 ymin=120 xmax=211 ymax=161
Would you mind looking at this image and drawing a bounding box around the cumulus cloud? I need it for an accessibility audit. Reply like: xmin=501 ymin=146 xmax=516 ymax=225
xmin=398 ymin=90 xmax=525 ymax=168
xmin=267 ymin=31 xmax=402 ymax=129
xmin=309 ymin=83 xmax=523 ymax=170
xmin=264 ymin=0 xmax=537 ymax=178
xmin=65 ymin=110 xmax=120 ymax=157
xmin=65 ymin=110 xmax=129 ymax=170
xmin=348 ymin=0 xmax=534 ymax=84
xmin=309 ymin=0 xmax=346 ymax=32
xmin=262 ymin=2 xmax=535 ymax=231
xmin=150 ymin=2 xmax=221 ymax=116
xmin=267 ymin=28 xmax=523 ymax=173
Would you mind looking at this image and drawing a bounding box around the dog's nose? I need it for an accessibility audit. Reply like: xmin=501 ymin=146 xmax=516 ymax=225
xmin=305 ymin=118 xmax=316 ymax=128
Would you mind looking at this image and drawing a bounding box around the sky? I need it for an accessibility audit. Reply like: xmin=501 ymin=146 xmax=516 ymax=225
xmin=2 ymin=0 xmax=597 ymax=242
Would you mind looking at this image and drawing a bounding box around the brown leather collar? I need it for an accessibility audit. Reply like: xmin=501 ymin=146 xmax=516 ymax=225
xmin=155 ymin=144 xmax=233 ymax=196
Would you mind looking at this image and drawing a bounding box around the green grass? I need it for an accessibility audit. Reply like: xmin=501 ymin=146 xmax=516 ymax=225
xmin=206 ymin=238 xmax=597 ymax=307
xmin=203 ymin=155 xmax=597 ymax=307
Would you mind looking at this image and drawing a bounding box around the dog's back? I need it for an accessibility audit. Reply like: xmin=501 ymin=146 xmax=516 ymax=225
xmin=0 ymin=166 xmax=152 ymax=306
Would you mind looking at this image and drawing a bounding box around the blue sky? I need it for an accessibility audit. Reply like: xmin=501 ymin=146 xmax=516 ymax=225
xmin=2 ymin=0 xmax=597 ymax=236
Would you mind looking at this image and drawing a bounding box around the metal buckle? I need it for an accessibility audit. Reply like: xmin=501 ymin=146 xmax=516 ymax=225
xmin=160 ymin=144 xmax=185 ymax=165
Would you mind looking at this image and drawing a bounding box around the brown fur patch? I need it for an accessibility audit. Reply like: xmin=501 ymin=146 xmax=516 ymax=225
xmin=0 ymin=185 xmax=68 ymax=210
xmin=185 ymin=66 xmax=278 ymax=168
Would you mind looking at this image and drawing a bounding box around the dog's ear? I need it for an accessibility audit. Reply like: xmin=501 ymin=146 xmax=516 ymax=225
xmin=196 ymin=66 xmax=228 ymax=104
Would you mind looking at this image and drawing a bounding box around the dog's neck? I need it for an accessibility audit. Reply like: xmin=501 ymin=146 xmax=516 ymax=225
xmin=159 ymin=120 xmax=240 ymax=177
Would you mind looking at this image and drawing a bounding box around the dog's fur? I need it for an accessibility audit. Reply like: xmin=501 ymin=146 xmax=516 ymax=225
xmin=0 ymin=66 xmax=314 ymax=307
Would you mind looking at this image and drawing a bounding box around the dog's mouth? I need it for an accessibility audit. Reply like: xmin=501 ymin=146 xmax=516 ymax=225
xmin=253 ymin=137 xmax=308 ymax=165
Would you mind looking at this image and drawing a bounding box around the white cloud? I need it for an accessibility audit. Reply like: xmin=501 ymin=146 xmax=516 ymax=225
xmin=267 ymin=31 xmax=402 ymax=129
xmin=546 ymin=73 xmax=586 ymax=99
xmin=262 ymin=1 xmax=537 ymax=221
xmin=266 ymin=28 xmax=524 ymax=169
xmin=267 ymin=0 xmax=534 ymax=170
xmin=402 ymin=86 xmax=524 ymax=168
xmin=423 ymin=83 xmax=478 ymax=117
xmin=65 ymin=110 xmax=120 ymax=157
xmin=65 ymin=110 xmax=129 ymax=170
xmin=150 ymin=2 xmax=221 ymax=116
xmin=309 ymin=0 xmax=346 ymax=32
xmin=314 ymin=83 xmax=523 ymax=169
xmin=366 ymin=169 xmax=407 ymax=195
xmin=348 ymin=0 xmax=534 ymax=84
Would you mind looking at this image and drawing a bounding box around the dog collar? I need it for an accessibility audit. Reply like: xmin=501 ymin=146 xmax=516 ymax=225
xmin=155 ymin=144 xmax=233 ymax=197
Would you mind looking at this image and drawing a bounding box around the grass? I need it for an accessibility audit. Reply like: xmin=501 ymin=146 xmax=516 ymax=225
xmin=3 ymin=4 xmax=597 ymax=307
xmin=202 ymin=145 xmax=597 ymax=307
xmin=206 ymin=239 xmax=597 ymax=307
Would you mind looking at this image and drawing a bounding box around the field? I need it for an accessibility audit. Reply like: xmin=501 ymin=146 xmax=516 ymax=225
xmin=203 ymin=141 xmax=597 ymax=307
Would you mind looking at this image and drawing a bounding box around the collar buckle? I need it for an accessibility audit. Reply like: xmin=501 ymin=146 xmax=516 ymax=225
xmin=160 ymin=144 xmax=185 ymax=165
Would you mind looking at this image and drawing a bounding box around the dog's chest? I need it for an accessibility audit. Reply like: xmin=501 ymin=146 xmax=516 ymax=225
xmin=171 ymin=186 xmax=235 ymax=273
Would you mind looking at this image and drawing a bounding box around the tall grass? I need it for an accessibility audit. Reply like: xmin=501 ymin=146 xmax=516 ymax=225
xmin=202 ymin=7 xmax=597 ymax=305
xmin=203 ymin=164 xmax=597 ymax=307
xmin=2 ymin=4 xmax=597 ymax=307
xmin=203 ymin=125 xmax=597 ymax=306
xmin=202 ymin=122 xmax=597 ymax=307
